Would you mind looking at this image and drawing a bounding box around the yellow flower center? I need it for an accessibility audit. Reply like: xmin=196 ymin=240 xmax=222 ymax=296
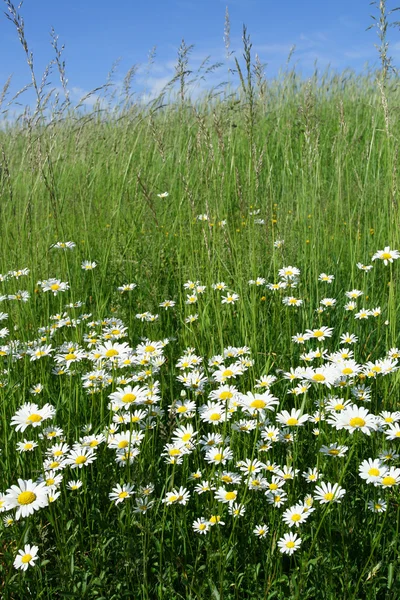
xmin=75 ymin=455 xmax=87 ymax=464
xmin=381 ymin=252 xmax=392 ymax=260
xmin=342 ymin=368 xmax=353 ymax=375
xmin=105 ymin=349 xmax=119 ymax=357
xmin=122 ymin=393 xmax=136 ymax=403
xmin=18 ymin=491 xmax=36 ymax=505
xmin=313 ymin=330 xmax=324 ymax=338
xmin=27 ymin=414 xmax=42 ymax=423
xmin=349 ymin=417 xmax=366 ymax=428
xmin=220 ymin=391 xmax=233 ymax=400
xmin=225 ymin=491 xmax=236 ymax=501
xmin=46 ymin=478 xmax=55 ymax=486
xmin=198 ymin=523 xmax=207 ymax=530
xmin=222 ymin=369 xmax=234 ymax=378
xmin=269 ymin=483 xmax=278 ymax=490
xmin=21 ymin=554 xmax=33 ymax=564
xmin=209 ymin=413 xmax=222 ymax=421
xmin=382 ymin=476 xmax=396 ymax=486
xmin=221 ymin=475 xmax=232 ymax=483
xmin=286 ymin=541 xmax=295 ymax=549
xmin=119 ymin=491 xmax=129 ymax=499
xmin=51 ymin=283 xmax=60 ymax=291
xmin=145 ymin=345 xmax=155 ymax=353
xmin=312 ymin=374 xmax=326 ymax=382
xmin=24 ymin=443 xmax=33 ymax=450
xmin=328 ymin=449 xmax=339 ymax=455
xmin=182 ymin=433 xmax=191 ymax=442
xmin=286 ymin=418 xmax=298 ymax=426
xmin=291 ymin=514 xmax=301 ymax=522
xmin=250 ymin=399 xmax=266 ymax=409
xmin=169 ymin=448 xmax=181 ymax=456
xmin=368 ymin=468 xmax=380 ymax=477
xmin=324 ymin=492 xmax=334 ymax=501
xmin=65 ymin=353 xmax=77 ymax=361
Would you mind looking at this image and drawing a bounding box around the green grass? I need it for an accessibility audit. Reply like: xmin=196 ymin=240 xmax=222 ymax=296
xmin=2 ymin=4 xmax=400 ymax=598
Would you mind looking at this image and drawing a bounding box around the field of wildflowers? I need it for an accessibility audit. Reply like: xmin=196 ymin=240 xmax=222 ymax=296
xmin=2 ymin=2 xmax=400 ymax=598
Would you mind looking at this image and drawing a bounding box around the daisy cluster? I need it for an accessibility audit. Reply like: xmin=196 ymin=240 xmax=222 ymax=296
xmin=0 ymin=243 xmax=399 ymax=571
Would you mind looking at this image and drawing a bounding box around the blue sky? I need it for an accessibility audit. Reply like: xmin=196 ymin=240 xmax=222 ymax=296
xmin=1 ymin=0 xmax=399 ymax=107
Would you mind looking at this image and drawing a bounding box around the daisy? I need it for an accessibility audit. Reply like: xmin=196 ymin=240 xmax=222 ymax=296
xmin=320 ymin=443 xmax=348 ymax=458
xmin=172 ymin=424 xmax=198 ymax=447
xmin=212 ymin=282 xmax=227 ymax=291
xmin=64 ymin=447 xmax=97 ymax=469
xmin=192 ymin=518 xmax=210 ymax=534
xmin=134 ymin=497 xmax=154 ymax=514
xmin=277 ymin=532 xmax=301 ymax=555
xmin=384 ymin=423 xmax=400 ymax=441
xmin=208 ymin=514 xmax=225 ymax=526
xmin=108 ymin=385 xmax=146 ymax=410
xmin=205 ymin=446 xmax=233 ymax=465
xmin=302 ymin=468 xmax=320 ymax=483
xmin=282 ymin=296 xmax=303 ymax=307
xmin=81 ymin=261 xmax=97 ymax=270
xmin=30 ymin=383 xmax=43 ymax=395
xmin=279 ymin=266 xmax=300 ymax=280
xmin=67 ymin=480 xmax=83 ymax=491
xmin=13 ymin=544 xmax=39 ymax=571
xmin=162 ymin=487 xmax=190 ymax=505
xmin=221 ymin=293 xmax=239 ymax=304
xmin=266 ymin=491 xmax=287 ymax=507
xmin=265 ymin=476 xmax=285 ymax=495
xmin=355 ymin=307 xmax=373 ymax=320
xmin=253 ymin=524 xmax=269 ymax=538
xmin=16 ymin=440 xmax=38 ymax=453
xmin=358 ymin=459 xmax=387 ymax=485
xmin=117 ymin=283 xmax=137 ymax=293
xmin=10 ymin=403 xmax=56 ymax=432
xmin=314 ymin=482 xmax=346 ymax=504
xmin=239 ymin=391 xmax=279 ymax=413
xmin=185 ymin=314 xmax=198 ymax=323
xmin=282 ymin=504 xmax=311 ymax=528
xmin=372 ymin=246 xmax=400 ymax=265
xmin=228 ymin=502 xmax=246 ymax=517
xmin=356 ymin=262 xmax=373 ymax=272
xmin=194 ymin=481 xmax=215 ymax=494
xmin=51 ymin=241 xmax=75 ymax=250
xmin=41 ymin=279 xmax=70 ymax=295
xmin=368 ymin=499 xmax=387 ymax=513
xmin=345 ymin=289 xmax=363 ymax=299
xmin=4 ymin=479 xmax=48 ymax=520
xmin=318 ymin=273 xmax=334 ymax=283
xmin=200 ymin=402 xmax=228 ymax=425
xmin=276 ymin=409 xmax=309 ymax=427
xmin=340 ymin=332 xmax=358 ymax=345
xmin=109 ymin=483 xmax=134 ymax=504
xmin=159 ymin=299 xmax=176 ymax=309
xmin=378 ymin=467 xmax=400 ymax=488
xmin=332 ymin=404 xmax=377 ymax=435
xmin=38 ymin=470 xmax=63 ymax=490
xmin=215 ymin=486 xmax=238 ymax=504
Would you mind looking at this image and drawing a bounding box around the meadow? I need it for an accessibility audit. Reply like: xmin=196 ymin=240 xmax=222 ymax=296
xmin=2 ymin=2 xmax=400 ymax=598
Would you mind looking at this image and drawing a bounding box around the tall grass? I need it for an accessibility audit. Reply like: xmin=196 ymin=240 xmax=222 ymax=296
xmin=1 ymin=1 xmax=400 ymax=598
